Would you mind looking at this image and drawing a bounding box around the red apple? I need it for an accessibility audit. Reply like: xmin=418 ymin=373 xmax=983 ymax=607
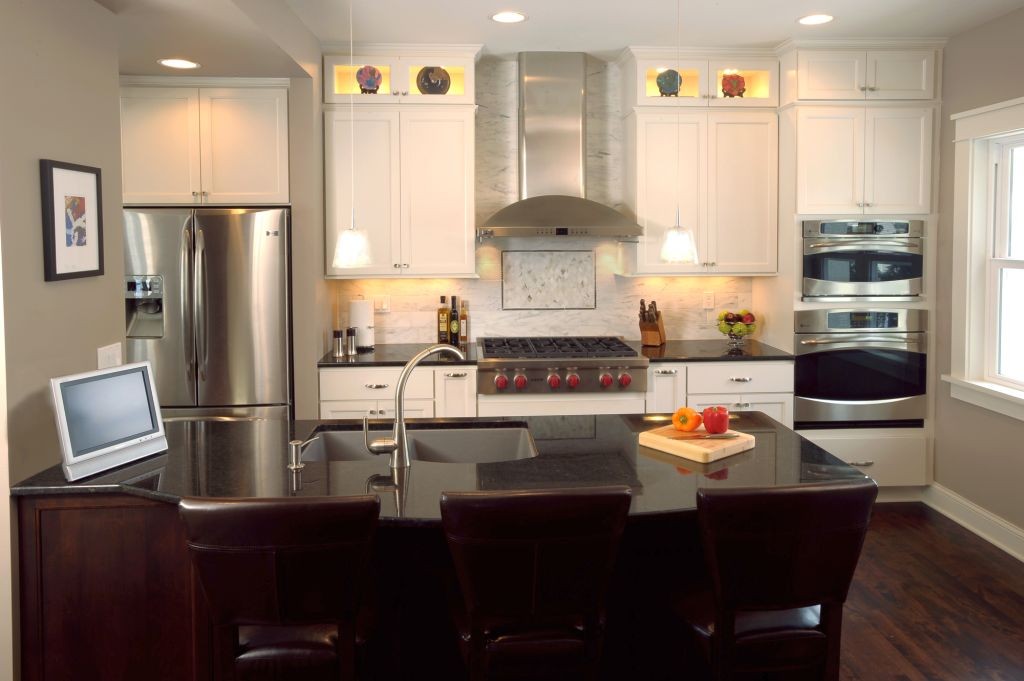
xmin=702 ymin=406 xmax=730 ymax=434
xmin=742 ymin=313 xmax=755 ymax=324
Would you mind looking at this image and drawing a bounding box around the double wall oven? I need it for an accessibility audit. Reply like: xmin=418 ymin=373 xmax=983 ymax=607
xmin=794 ymin=309 xmax=926 ymax=429
xmin=802 ymin=219 xmax=924 ymax=301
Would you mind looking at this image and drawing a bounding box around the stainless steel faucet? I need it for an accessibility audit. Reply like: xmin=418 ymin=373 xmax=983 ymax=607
xmin=364 ymin=344 xmax=467 ymax=468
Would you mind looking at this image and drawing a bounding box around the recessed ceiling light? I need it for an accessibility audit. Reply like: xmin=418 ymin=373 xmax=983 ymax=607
xmin=798 ymin=14 xmax=834 ymax=26
xmin=491 ymin=10 xmax=527 ymax=23
xmin=158 ymin=58 xmax=200 ymax=69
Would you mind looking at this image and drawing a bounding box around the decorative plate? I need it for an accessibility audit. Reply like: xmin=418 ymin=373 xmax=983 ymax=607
xmin=721 ymin=73 xmax=746 ymax=98
xmin=656 ymin=69 xmax=682 ymax=97
xmin=416 ymin=66 xmax=451 ymax=95
xmin=356 ymin=65 xmax=382 ymax=94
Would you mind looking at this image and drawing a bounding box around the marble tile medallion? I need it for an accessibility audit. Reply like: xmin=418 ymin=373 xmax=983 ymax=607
xmin=502 ymin=250 xmax=596 ymax=309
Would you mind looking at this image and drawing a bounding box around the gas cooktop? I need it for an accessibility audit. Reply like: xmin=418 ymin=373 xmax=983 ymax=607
xmin=479 ymin=336 xmax=638 ymax=360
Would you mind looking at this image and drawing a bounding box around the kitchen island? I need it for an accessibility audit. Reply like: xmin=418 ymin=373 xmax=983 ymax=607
xmin=12 ymin=412 xmax=865 ymax=680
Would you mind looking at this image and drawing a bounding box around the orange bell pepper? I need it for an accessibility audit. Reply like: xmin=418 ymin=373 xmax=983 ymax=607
xmin=671 ymin=406 xmax=702 ymax=432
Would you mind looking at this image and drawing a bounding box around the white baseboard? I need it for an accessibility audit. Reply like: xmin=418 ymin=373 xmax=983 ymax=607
xmin=876 ymin=487 xmax=925 ymax=503
xmin=921 ymin=483 xmax=1024 ymax=563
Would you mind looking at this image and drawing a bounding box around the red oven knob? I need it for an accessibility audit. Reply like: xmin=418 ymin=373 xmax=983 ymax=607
xmin=618 ymin=373 xmax=632 ymax=388
xmin=493 ymin=374 xmax=509 ymax=391
xmin=514 ymin=374 xmax=528 ymax=390
xmin=566 ymin=373 xmax=581 ymax=389
xmin=599 ymin=373 xmax=613 ymax=388
xmin=547 ymin=373 xmax=561 ymax=390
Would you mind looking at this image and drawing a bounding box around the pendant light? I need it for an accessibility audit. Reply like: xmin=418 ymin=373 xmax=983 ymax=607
xmin=660 ymin=0 xmax=700 ymax=265
xmin=332 ymin=0 xmax=371 ymax=269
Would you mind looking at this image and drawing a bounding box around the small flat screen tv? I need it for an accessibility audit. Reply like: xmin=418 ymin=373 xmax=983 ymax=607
xmin=50 ymin=361 xmax=168 ymax=481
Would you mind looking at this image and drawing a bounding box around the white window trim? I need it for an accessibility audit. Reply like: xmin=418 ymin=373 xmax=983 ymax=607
xmin=944 ymin=96 xmax=1024 ymax=421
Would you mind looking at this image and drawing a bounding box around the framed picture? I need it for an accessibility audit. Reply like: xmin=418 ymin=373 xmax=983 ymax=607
xmin=39 ymin=159 xmax=104 ymax=281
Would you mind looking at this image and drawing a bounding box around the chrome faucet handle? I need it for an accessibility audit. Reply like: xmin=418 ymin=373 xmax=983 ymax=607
xmin=363 ymin=415 xmax=398 ymax=456
xmin=288 ymin=435 xmax=320 ymax=471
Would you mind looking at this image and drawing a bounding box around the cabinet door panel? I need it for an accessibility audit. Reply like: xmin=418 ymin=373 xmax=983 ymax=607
xmin=320 ymin=400 xmax=380 ymax=419
xmin=325 ymin=109 xmax=401 ymax=276
xmin=434 ymin=368 xmax=478 ymax=417
xmin=866 ymin=51 xmax=935 ymax=100
xmin=688 ymin=392 xmax=793 ymax=428
xmin=378 ymin=399 xmax=435 ymax=419
xmin=797 ymin=51 xmax=866 ymax=100
xmin=199 ymin=88 xmax=289 ymax=204
xmin=864 ymin=107 xmax=933 ymax=215
xmin=400 ymin=108 xmax=475 ymax=275
xmin=645 ymin=365 xmax=686 ymax=413
xmin=120 ymin=87 xmax=201 ymax=204
xmin=708 ymin=112 xmax=778 ymax=273
xmin=797 ymin=107 xmax=864 ymax=214
xmin=635 ymin=113 xmax=706 ymax=273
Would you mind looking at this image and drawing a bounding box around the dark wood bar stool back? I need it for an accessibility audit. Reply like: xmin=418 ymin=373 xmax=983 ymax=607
xmin=679 ymin=480 xmax=878 ymax=681
xmin=180 ymin=495 xmax=380 ymax=681
xmin=440 ymin=486 xmax=632 ymax=681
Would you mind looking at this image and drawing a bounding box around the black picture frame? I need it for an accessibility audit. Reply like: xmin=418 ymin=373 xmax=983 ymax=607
xmin=40 ymin=159 xmax=104 ymax=281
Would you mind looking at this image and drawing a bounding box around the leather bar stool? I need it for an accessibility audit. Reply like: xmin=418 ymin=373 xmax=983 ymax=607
xmin=180 ymin=495 xmax=380 ymax=681
xmin=440 ymin=486 xmax=632 ymax=681
xmin=675 ymin=480 xmax=878 ymax=681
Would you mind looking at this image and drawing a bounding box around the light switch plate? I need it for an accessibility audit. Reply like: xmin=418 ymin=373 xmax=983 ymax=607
xmin=702 ymin=292 xmax=715 ymax=310
xmin=97 ymin=342 xmax=123 ymax=369
xmin=374 ymin=295 xmax=390 ymax=313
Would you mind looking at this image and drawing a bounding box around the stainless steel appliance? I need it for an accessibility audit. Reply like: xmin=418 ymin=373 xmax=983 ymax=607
xmin=476 ymin=337 xmax=649 ymax=417
xmin=124 ymin=208 xmax=290 ymax=420
xmin=794 ymin=309 xmax=926 ymax=429
xmin=802 ymin=219 xmax=924 ymax=301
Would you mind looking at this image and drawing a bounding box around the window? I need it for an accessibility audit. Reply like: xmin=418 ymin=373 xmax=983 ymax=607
xmin=945 ymin=97 xmax=1024 ymax=421
xmin=989 ymin=136 xmax=1024 ymax=388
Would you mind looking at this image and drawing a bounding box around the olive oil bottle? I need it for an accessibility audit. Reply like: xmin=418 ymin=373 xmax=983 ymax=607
xmin=448 ymin=296 xmax=460 ymax=344
xmin=437 ymin=296 xmax=450 ymax=344
xmin=458 ymin=300 xmax=469 ymax=350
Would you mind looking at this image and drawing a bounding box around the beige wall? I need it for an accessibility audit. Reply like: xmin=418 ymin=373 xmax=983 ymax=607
xmin=0 ymin=0 xmax=124 ymax=485
xmin=935 ymin=7 xmax=1024 ymax=528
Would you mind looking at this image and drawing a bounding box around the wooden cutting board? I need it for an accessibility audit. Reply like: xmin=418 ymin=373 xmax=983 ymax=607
xmin=638 ymin=425 xmax=755 ymax=463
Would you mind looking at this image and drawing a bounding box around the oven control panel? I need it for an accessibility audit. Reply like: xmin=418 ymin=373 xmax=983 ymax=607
xmin=477 ymin=366 xmax=647 ymax=395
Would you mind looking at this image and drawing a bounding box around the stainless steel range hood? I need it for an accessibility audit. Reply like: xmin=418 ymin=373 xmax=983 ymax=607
xmin=479 ymin=52 xmax=642 ymax=239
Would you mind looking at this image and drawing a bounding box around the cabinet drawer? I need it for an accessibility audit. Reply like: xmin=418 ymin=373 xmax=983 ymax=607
xmin=688 ymin=392 xmax=793 ymax=428
xmin=799 ymin=429 xmax=927 ymax=487
xmin=319 ymin=368 xmax=433 ymax=401
xmin=687 ymin=362 xmax=793 ymax=394
xmin=319 ymin=398 xmax=435 ymax=420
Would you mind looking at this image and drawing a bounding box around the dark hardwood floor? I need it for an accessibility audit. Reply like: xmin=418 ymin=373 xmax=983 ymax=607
xmin=841 ymin=503 xmax=1024 ymax=680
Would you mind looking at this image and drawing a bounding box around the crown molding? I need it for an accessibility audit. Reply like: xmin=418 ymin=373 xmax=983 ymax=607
xmin=622 ymin=45 xmax=778 ymax=63
xmin=775 ymin=37 xmax=947 ymax=53
xmin=320 ymin=42 xmax=483 ymax=59
xmin=119 ymin=75 xmax=291 ymax=88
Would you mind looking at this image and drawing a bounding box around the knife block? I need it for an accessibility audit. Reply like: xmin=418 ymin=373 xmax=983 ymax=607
xmin=640 ymin=312 xmax=667 ymax=347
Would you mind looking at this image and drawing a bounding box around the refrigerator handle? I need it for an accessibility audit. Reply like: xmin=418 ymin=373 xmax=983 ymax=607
xmin=181 ymin=219 xmax=196 ymax=383
xmin=195 ymin=227 xmax=209 ymax=382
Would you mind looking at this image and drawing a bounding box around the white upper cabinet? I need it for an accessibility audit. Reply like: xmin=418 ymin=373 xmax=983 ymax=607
xmin=628 ymin=110 xmax=777 ymax=275
xmin=796 ymin=50 xmax=935 ymax=101
xmin=324 ymin=51 xmax=477 ymax=105
xmin=324 ymin=106 xmax=476 ymax=277
xmin=120 ymin=84 xmax=289 ymax=205
xmin=623 ymin=49 xmax=778 ymax=108
xmin=797 ymin=106 xmax=932 ymax=215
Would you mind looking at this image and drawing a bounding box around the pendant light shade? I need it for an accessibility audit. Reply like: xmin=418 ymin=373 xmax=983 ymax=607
xmin=332 ymin=0 xmax=371 ymax=270
xmin=660 ymin=208 xmax=699 ymax=264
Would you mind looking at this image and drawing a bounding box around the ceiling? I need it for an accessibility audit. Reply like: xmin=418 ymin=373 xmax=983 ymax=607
xmin=285 ymin=0 xmax=1024 ymax=57
xmin=93 ymin=0 xmax=1024 ymax=77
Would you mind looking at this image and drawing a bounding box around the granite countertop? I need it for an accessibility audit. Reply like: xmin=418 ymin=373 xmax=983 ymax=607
xmin=11 ymin=412 xmax=865 ymax=526
xmin=317 ymin=339 xmax=790 ymax=367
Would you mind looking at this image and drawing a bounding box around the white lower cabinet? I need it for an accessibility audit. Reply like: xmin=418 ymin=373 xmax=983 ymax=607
xmin=318 ymin=365 xmax=477 ymax=420
xmin=797 ymin=428 xmax=928 ymax=487
xmin=645 ymin=361 xmax=795 ymax=428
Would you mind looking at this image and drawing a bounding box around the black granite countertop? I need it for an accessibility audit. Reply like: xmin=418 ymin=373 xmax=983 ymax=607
xmin=11 ymin=412 xmax=864 ymax=526
xmin=317 ymin=339 xmax=790 ymax=368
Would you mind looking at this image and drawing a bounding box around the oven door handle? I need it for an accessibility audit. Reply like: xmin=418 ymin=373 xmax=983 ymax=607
xmin=800 ymin=336 xmax=912 ymax=345
xmin=797 ymin=336 xmax=924 ymax=353
xmin=805 ymin=240 xmax=920 ymax=253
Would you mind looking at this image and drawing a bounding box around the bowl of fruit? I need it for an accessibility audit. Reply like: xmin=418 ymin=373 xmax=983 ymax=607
xmin=717 ymin=309 xmax=758 ymax=347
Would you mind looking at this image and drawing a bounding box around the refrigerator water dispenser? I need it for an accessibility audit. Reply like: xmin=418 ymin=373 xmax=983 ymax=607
xmin=125 ymin=275 xmax=164 ymax=338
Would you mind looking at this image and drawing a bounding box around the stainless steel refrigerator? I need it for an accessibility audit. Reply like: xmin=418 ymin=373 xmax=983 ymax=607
xmin=123 ymin=208 xmax=291 ymax=421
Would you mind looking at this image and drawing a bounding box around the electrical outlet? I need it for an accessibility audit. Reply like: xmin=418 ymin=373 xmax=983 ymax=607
xmin=702 ymin=292 xmax=715 ymax=310
xmin=374 ymin=295 xmax=391 ymax=313
xmin=97 ymin=342 xmax=122 ymax=369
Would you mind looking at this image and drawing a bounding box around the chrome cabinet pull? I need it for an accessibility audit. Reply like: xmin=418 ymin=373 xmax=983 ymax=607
xmin=655 ymin=369 xmax=678 ymax=375
xmin=393 ymin=263 xmax=400 ymax=268
xmin=729 ymin=377 xmax=753 ymax=383
xmin=859 ymin=85 xmax=868 ymax=92
xmin=849 ymin=460 xmax=875 ymax=467
xmin=867 ymin=86 xmax=879 ymax=92
xmin=364 ymin=383 xmax=389 ymax=389
xmin=444 ymin=372 xmax=468 ymax=378
xmin=401 ymin=263 xmax=410 ymax=268
xmin=732 ymin=402 xmax=751 ymax=408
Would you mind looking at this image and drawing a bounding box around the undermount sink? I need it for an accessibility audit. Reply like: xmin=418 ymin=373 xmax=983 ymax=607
xmin=303 ymin=427 xmax=538 ymax=464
